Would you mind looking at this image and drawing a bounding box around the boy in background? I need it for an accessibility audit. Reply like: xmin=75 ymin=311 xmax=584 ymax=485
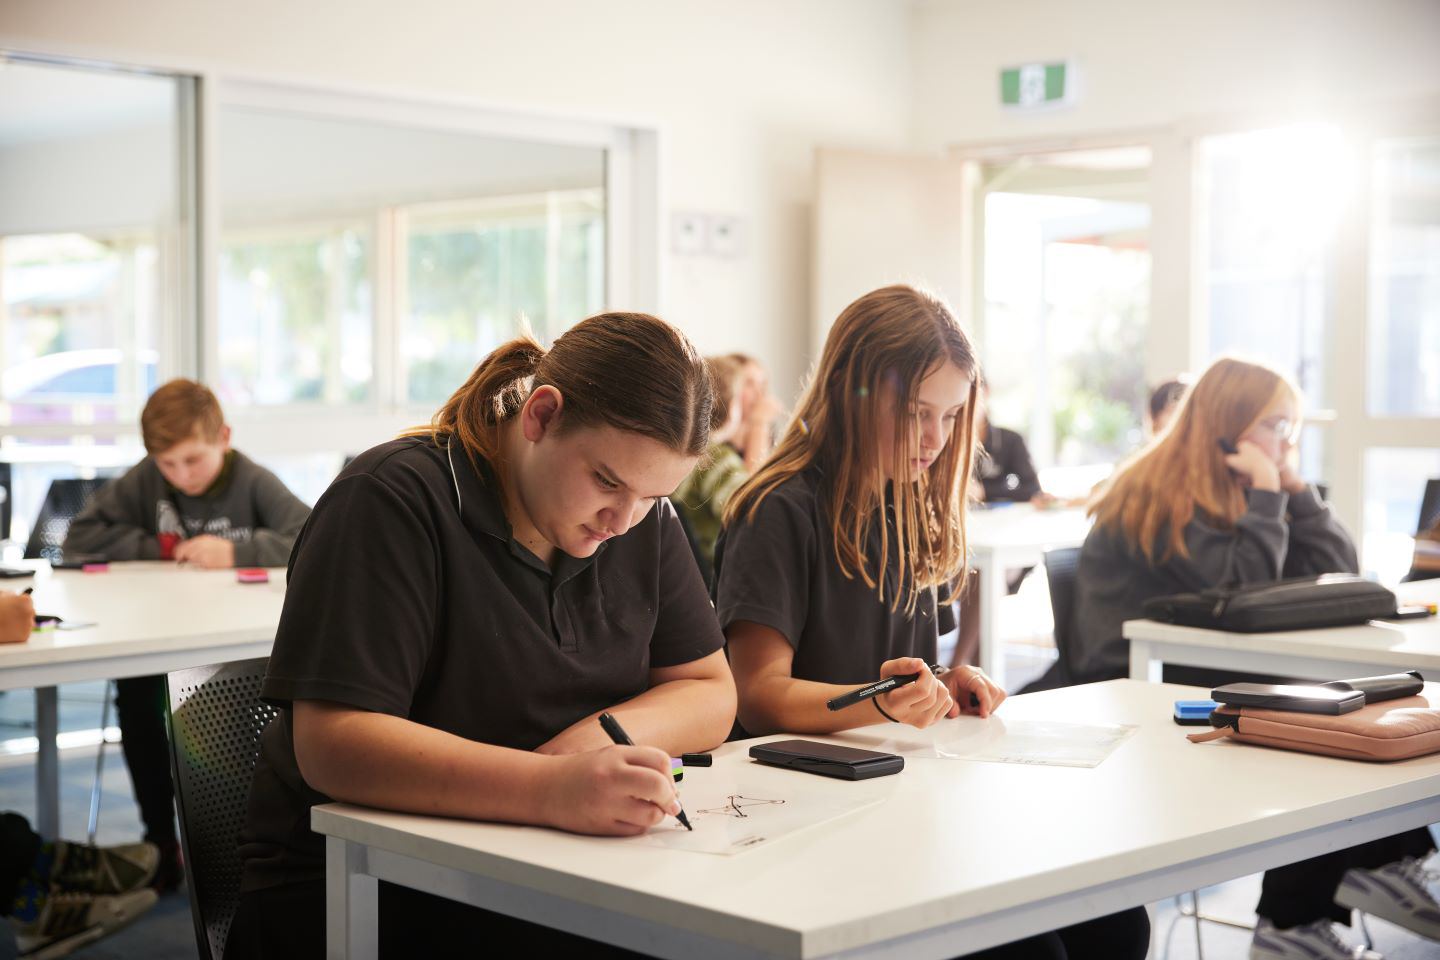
xmin=63 ymin=379 xmax=311 ymax=889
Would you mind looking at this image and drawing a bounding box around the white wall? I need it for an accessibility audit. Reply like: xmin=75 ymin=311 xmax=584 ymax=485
xmin=0 ymin=0 xmax=917 ymax=403
xmin=910 ymin=0 xmax=1440 ymax=150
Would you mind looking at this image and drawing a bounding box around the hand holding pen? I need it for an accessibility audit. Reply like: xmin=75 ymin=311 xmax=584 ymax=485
xmin=829 ymin=657 xmax=954 ymax=730
xmin=598 ymin=713 xmax=692 ymax=831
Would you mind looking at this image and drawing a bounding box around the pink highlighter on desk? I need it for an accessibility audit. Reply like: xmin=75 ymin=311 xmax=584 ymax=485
xmin=236 ymin=568 xmax=269 ymax=584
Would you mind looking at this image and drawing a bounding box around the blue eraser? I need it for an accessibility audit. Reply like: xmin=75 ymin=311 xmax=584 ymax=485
xmin=1174 ymin=699 xmax=1219 ymax=720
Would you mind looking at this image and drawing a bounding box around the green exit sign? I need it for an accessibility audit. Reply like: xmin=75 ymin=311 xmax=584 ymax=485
xmin=1000 ymin=62 xmax=1073 ymax=110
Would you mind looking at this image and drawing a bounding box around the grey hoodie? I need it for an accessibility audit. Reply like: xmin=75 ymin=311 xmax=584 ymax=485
xmin=63 ymin=450 xmax=312 ymax=567
xmin=1069 ymin=485 xmax=1358 ymax=683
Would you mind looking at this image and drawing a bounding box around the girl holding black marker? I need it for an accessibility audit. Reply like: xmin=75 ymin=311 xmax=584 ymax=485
xmin=229 ymin=313 xmax=736 ymax=959
xmin=1072 ymin=356 xmax=1436 ymax=960
xmin=714 ymin=285 xmax=1149 ymax=959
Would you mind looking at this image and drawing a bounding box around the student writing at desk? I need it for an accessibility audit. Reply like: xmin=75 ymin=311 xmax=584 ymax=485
xmin=228 ymin=313 xmax=735 ymax=958
xmin=60 ymin=379 xmax=311 ymax=891
xmin=1071 ymin=356 xmax=1438 ymax=960
xmin=715 ymin=285 xmax=1148 ymax=959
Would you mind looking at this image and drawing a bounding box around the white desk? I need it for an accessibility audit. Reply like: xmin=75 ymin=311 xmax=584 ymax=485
xmin=0 ymin=562 xmax=286 ymax=837
xmin=1126 ymin=579 xmax=1440 ymax=683
xmin=967 ymin=505 xmax=1090 ymax=686
xmin=314 ymin=679 xmax=1440 ymax=959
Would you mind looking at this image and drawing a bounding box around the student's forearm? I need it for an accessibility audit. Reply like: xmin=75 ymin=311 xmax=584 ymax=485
xmin=542 ymin=675 xmax=737 ymax=755
xmin=63 ymin=518 xmax=159 ymax=560
xmin=294 ymin=705 xmax=555 ymax=824
xmin=738 ymin=674 xmax=885 ymax=736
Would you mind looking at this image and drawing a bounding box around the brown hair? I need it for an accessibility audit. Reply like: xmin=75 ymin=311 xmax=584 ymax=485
xmin=141 ymin=379 xmax=225 ymax=454
xmin=409 ymin=312 xmax=713 ymax=479
xmin=726 ymin=285 xmax=980 ymax=613
xmin=705 ymin=355 xmax=746 ymax=432
xmin=1091 ymin=357 xmax=1298 ymax=562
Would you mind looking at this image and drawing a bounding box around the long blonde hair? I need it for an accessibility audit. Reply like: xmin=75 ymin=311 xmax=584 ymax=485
xmin=726 ymin=285 xmax=980 ymax=613
xmin=1091 ymin=356 xmax=1299 ymax=562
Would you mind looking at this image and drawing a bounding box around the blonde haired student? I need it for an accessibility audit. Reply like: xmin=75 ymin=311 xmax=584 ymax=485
xmin=714 ymin=284 xmax=1148 ymax=959
xmin=229 ymin=313 xmax=736 ymax=958
xmin=1073 ymin=356 xmax=1436 ymax=960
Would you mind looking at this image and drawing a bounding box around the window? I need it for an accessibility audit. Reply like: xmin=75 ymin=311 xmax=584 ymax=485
xmin=979 ymin=146 xmax=1151 ymax=484
xmin=218 ymin=224 xmax=372 ymax=406
xmin=1199 ymin=124 xmax=1351 ymax=408
xmin=0 ymin=57 xmax=193 ymax=543
xmin=403 ymin=191 xmax=605 ymax=406
xmin=1369 ymin=137 xmax=1440 ymax=417
xmin=217 ymin=103 xmax=608 ymax=417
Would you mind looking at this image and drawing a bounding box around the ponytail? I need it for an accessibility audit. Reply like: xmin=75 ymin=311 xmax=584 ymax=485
xmin=406 ymin=312 xmax=712 ymax=479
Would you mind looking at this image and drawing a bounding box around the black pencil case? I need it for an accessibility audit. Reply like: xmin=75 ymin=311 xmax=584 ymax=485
xmin=1142 ymin=575 xmax=1397 ymax=633
xmin=748 ymin=739 xmax=904 ymax=780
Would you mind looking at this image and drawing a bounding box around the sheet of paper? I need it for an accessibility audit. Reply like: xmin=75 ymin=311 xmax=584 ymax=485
xmin=628 ymin=774 xmax=884 ymax=856
xmin=841 ymin=718 xmax=1138 ymax=768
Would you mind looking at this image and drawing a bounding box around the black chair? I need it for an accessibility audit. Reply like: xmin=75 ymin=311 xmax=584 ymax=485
xmin=22 ymin=477 xmax=111 ymax=563
xmin=166 ymin=658 xmax=278 ymax=960
xmin=0 ymin=462 xmax=12 ymax=542
xmin=1017 ymin=546 xmax=1081 ymax=694
xmin=1403 ymin=477 xmax=1440 ymax=583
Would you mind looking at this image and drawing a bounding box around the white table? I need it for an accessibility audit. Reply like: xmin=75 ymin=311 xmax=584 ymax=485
xmin=1126 ymin=579 xmax=1440 ymax=683
xmin=0 ymin=562 xmax=286 ymax=837
xmin=967 ymin=505 xmax=1091 ymax=686
xmin=314 ymin=679 xmax=1440 ymax=959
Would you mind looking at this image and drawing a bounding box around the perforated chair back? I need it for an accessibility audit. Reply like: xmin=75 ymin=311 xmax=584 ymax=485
xmin=22 ymin=477 xmax=111 ymax=562
xmin=166 ymin=658 xmax=278 ymax=960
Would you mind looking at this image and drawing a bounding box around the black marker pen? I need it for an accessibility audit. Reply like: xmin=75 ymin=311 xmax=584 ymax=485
xmin=597 ymin=713 xmax=692 ymax=831
xmin=827 ymin=664 xmax=959 ymax=711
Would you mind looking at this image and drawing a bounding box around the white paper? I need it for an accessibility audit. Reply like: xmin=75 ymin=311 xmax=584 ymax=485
xmin=628 ymin=775 xmax=883 ymax=856
xmin=841 ymin=718 xmax=1137 ymax=768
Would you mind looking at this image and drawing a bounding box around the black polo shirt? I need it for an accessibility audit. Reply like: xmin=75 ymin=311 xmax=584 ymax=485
xmin=240 ymin=437 xmax=723 ymax=891
xmin=713 ymin=468 xmax=941 ymax=693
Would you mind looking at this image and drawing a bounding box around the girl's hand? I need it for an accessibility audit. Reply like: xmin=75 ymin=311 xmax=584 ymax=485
xmin=942 ymin=666 xmax=1007 ymax=719
xmin=1223 ymin=440 xmax=1281 ymax=493
xmin=1277 ymin=454 xmax=1307 ymax=495
xmin=876 ymin=657 xmax=953 ymax=729
xmin=539 ymin=745 xmax=680 ymax=836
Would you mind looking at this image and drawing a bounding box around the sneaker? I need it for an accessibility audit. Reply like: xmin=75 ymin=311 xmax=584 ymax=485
xmin=11 ymin=888 xmax=158 ymax=959
xmin=1336 ymin=856 xmax=1440 ymax=941
xmin=1249 ymin=918 xmax=1383 ymax=960
xmin=48 ymin=840 xmax=159 ymax=896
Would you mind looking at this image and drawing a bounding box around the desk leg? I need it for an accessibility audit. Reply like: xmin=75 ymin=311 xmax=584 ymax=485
xmin=326 ymin=836 xmax=377 ymax=960
xmin=1129 ymin=639 xmax=1157 ymax=682
xmin=977 ymin=557 xmax=1006 ymax=688
xmin=35 ymin=686 xmax=59 ymax=838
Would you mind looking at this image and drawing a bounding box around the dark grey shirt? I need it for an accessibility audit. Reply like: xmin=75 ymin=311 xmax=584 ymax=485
xmin=713 ymin=469 xmax=942 ymax=690
xmin=63 ymin=450 xmax=311 ymax=567
xmin=240 ymin=438 xmax=723 ymax=891
xmin=1070 ymin=485 xmax=1359 ymax=682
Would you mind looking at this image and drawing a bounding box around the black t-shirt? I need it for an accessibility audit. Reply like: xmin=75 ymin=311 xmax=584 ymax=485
xmin=977 ymin=424 xmax=1041 ymax=502
xmin=713 ymin=468 xmax=941 ymax=694
xmin=240 ymin=437 xmax=724 ymax=891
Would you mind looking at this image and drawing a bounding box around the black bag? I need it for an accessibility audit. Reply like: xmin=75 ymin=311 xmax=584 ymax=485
xmin=1142 ymin=574 xmax=1398 ymax=633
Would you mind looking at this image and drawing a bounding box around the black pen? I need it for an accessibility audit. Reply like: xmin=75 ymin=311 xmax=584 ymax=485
xmin=597 ymin=713 xmax=692 ymax=831
xmin=827 ymin=664 xmax=966 ymax=711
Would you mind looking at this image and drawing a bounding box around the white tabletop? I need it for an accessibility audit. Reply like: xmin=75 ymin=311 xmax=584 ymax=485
xmin=314 ymin=679 xmax=1440 ymax=959
xmin=0 ymin=561 xmax=287 ymax=691
xmin=966 ymin=505 xmax=1090 ymax=685
xmin=1126 ymin=579 xmax=1440 ymax=682
xmin=966 ymin=504 xmax=1091 ymax=556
